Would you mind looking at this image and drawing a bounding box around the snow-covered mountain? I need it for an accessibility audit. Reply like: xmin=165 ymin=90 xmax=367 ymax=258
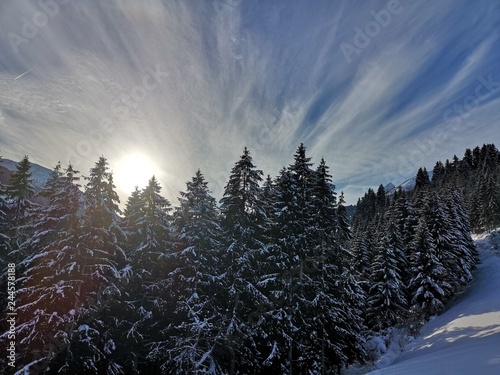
xmin=398 ymin=177 xmax=417 ymax=192
xmin=385 ymin=169 xmax=435 ymax=196
xmin=0 ymin=158 xmax=52 ymax=190
xmin=383 ymin=182 xmax=395 ymax=192
xmin=384 ymin=177 xmax=416 ymax=195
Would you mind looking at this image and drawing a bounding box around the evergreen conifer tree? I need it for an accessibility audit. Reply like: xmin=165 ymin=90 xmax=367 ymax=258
xmin=219 ymin=147 xmax=270 ymax=374
xmin=273 ymin=144 xmax=318 ymax=372
xmin=120 ymin=186 xmax=143 ymax=252
xmin=443 ymin=189 xmax=478 ymax=285
xmin=408 ymin=217 xmax=449 ymax=320
xmin=6 ymin=156 xmax=35 ymax=217
xmin=121 ymin=176 xmax=174 ymax=373
xmin=0 ymin=156 xmax=9 ymax=269
xmin=55 ymin=156 xmax=129 ymax=374
xmin=164 ymin=170 xmax=225 ymax=374
xmin=478 ymin=171 xmax=500 ymax=231
xmin=5 ymin=156 xmax=36 ymax=262
xmin=367 ymin=224 xmax=407 ymax=330
xmin=8 ymin=163 xmax=85 ymax=373
xmin=336 ymin=191 xmax=353 ymax=264
xmin=414 ymin=167 xmax=430 ymax=192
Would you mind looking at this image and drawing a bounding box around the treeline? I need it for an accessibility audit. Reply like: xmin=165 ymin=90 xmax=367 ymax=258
xmin=0 ymin=144 xmax=496 ymax=374
xmin=350 ymin=143 xmax=500 ymax=330
xmin=431 ymin=143 xmax=500 ymax=232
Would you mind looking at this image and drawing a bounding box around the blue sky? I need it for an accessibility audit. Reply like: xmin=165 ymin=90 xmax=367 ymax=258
xmin=1 ymin=0 xmax=499 ymax=204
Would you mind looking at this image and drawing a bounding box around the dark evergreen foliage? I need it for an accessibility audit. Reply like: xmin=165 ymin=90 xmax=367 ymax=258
xmin=366 ymin=221 xmax=407 ymax=330
xmin=352 ymin=145 xmax=498 ymax=327
xmin=53 ymin=156 xmax=129 ymax=374
xmin=218 ymin=147 xmax=271 ymax=374
xmin=1 ymin=143 xmax=497 ymax=374
xmin=165 ymin=170 xmax=224 ymax=374
xmin=414 ymin=167 xmax=430 ymax=191
xmin=4 ymin=155 xmax=36 ymax=263
xmin=0 ymin=156 xmax=9 ymax=269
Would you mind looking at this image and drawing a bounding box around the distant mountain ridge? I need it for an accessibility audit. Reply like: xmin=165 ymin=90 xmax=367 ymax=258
xmin=386 ymin=169 xmax=434 ymax=196
xmin=0 ymin=157 xmax=52 ymax=191
xmin=386 ymin=176 xmax=416 ymax=194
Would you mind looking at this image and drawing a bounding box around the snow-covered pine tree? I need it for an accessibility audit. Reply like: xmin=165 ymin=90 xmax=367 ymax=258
xmin=6 ymin=155 xmax=35 ymax=218
xmin=162 ymin=169 xmax=225 ymax=374
xmin=469 ymin=179 xmax=482 ymax=232
xmin=400 ymin=197 xmax=419 ymax=289
xmin=4 ymin=163 xmax=84 ymax=373
xmin=442 ymin=188 xmax=478 ymax=286
xmin=431 ymin=161 xmax=446 ymax=186
xmin=272 ymin=144 xmax=319 ymax=373
xmin=461 ymin=148 xmax=474 ymax=174
xmin=256 ymin=167 xmax=296 ymax=373
xmin=350 ymin=187 xmax=381 ymax=289
xmin=472 ymin=145 xmax=482 ymax=169
xmin=0 ymin=156 xmax=9 ymax=269
xmin=332 ymin=270 xmax=368 ymax=373
xmin=120 ymin=186 xmax=143 ymax=252
xmin=423 ymin=192 xmax=457 ymax=300
xmin=304 ymin=157 xmax=341 ymax=373
xmin=350 ymin=229 xmax=375 ymax=287
xmin=56 ymin=156 xmax=129 ymax=374
xmin=386 ymin=198 xmax=411 ymax=292
xmin=119 ymin=176 xmax=174 ymax=374
xmin=130 ymin=176 xmax=173 ymax=281
xmin=5 ymin=155 xmax=36 ymax=262
xmin=273 ymin=146 xmax=365 ymax=373
xmin=310 ymin=158 xmax=368 ymax=373
xmin=261 ymin=174 xmax=278 ymax=240
xmin=426 ymin=189 xmax=479 ymax=300
xmin=336 ymin=191 xmax=352 ymax=251
xmin=375 ymin=184 xmax=387 ymax=220
xmin=414 ymin=167 xmax=430 ymax=192
xmin=366 ymin=222 xmax=408 ymax=331
xmin=312 ymin=158 xmax=339 ymax=266
xmin=123 ymin=187 xmax=142 ymax=217
xmin=478 ymin=170 xmax=500 ymax=232
xmin=408 ymin=217 xmax=450 ymax=320
xmin=467 ymin=145 xmax=499 ymax=232
xmin=352 ymin=188 xmax=377 ymax=230
xmin=218 ymin=147 xmax=271 ymax=374
xmin=410 ymin=177 xmax=433 ymax=249
xmin=392 ymin=190 xmax=411 ymax=240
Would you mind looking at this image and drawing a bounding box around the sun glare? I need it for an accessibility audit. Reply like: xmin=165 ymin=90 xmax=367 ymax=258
xmin=114 ymin=153 xmax=157 ymax=194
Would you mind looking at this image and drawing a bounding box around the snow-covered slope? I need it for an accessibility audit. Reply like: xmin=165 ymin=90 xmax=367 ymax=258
xmin=385 ymin=176 xmax=416 ymax=195
xmin=0 ymin=158 xmax=51 ymax=189
xmin=386 ymin=169 xmax=434 ymax=195
xmin=384 ymin=182 xmax=395 ymax=192
xmin=398 ymin=177 xmax=416 ymax=192
xmin=366 ymin=230 xmax=500 ymax=375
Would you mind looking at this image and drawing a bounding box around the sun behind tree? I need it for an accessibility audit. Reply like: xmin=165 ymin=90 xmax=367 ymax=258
xmin=114 ymin=153 xmax=158 ymax=194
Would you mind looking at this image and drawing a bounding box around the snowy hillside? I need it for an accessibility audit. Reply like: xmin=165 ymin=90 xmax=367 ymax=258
xmin=398 ymin=177 xmax=416 ymax=192
xmin=364 ymin=230 xmax=500 ymax=375
xmin=0 ymin=158 xmax=51 ymax=189
xmin=385 ymin=176 xmax=417 ymax=195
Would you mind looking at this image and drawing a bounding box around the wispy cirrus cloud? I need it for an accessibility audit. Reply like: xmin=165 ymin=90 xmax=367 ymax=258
xmin=0 ymin=0 xmax=499 ymax=204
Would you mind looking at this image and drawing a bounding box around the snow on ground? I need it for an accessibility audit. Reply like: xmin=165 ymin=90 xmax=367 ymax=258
xmin=353 ymin=229 xmax=500 ymax=375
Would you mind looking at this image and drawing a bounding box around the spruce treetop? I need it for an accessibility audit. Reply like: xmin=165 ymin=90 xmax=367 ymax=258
xmin=7 ymin=155 xmax=35 ymax=203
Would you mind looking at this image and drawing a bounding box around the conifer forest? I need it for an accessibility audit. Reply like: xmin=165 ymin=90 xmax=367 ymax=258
xmin=1 ymin=143 xmax=499 ymax=374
